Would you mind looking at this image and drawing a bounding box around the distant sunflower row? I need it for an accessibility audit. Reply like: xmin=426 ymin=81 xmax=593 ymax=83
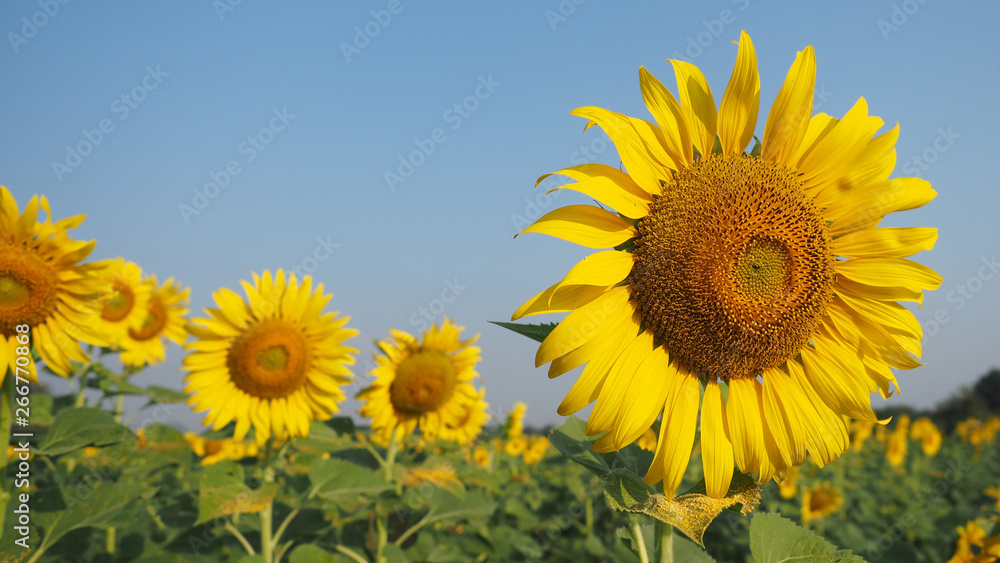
xmin=1 ymin=186 xmax=490 ymax=449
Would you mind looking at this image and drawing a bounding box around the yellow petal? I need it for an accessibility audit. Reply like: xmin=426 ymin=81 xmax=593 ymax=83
xmin=517 ymin=205 xmax=636 ymax=249
xmin=611 ymin=345 xmax=672 ymax=449
xmin=718 ymin=31 xmax=760 ymax=155
xmin=827 ymin=177 xmax=936 ymax=235
xmin=800 ymin=339 xmax=880 ymax=422
xmin=834 ymin=227 xmax=937 ymax=259
xmin=701 ymin=379 xmax=734 ymax=498
xmin=762 ymin=46 xmax=815 ymax=167
xmin=670 ymin=59 xmax=717 ymax=159
xmin=786 ymin=359 xmax=848 ymax=467
xmin=538 ymin=164 xmax=652 ymax=219
xmin=570 ymin=106 xmax=675 ymax=194
xmin=639 ymin=66 xmax=692 ymax=166
xmin=836 ymin=258 xmax=942 ymax=294
xmin=726 ymin=377 xmax=763 ymax=475
xmin=645 ymin=366 xmax=699 ymax=497
xmin=557 ymin=311 xmax=641 ymax=414
xmin=796 ymin=98 xmax=883 ymax=193
xmin=513 ymin=283 xmax=609 ymax=320
xmin=536 ymin=286 xmax=632 ymax=366
xmin=549 ymin=299 xmax=636 ymax=379
xmin=587 ymin=330 xmax=655 ymax=435
xmin=762 ymin=368 xmax=806 ymax=468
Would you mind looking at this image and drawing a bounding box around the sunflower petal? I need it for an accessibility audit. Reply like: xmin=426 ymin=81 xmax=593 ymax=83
xmin=762 ymin=46 xmax=815 ymax=167
xmin=718 ymin=31 xmax=760 ymax=155
xmin=701 ymin=379 xmax=734 ymax=498
xmin=517 ymin=205 xmax=636 ymax=249
xmin=670 ymin=59 xmax=717 ymax=159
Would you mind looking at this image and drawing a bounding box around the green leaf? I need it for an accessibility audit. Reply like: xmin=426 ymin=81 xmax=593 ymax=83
xmin=308 ymin=457 xmax=391 ymax=500
xmin=36 ymin=407 xmax=129 ymax=456
xmin=324 ymin=416 xmax=356 ymax=435
xmin=548 ymin=416 xmax=613 ymax=477
xmin=427 ymin=491 xmax=495 ymax=522
xmin=674 ymin=533 xmax=718 ymax=562
xmin=144 ymin=385 xmax=189 ymax=403
xmin=748 ymin=135 xmax=762 ymax=158
xmin=35 ymin=482 xmax=150 ymax=553
xmin=196 ymin=462 xmax=278 ymax=524
xmin=288 ymin=544 xmax=350 ymax=562
xmin=489 ymin=321 xmax=558 ymax=344
xmin=749 ymin=513 xmax=866 ymax=563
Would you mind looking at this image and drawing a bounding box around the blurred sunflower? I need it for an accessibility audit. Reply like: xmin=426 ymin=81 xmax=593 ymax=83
xmin=358 ymin=318 xmax=486 ymax=445
xmin=910 ymin=416 xmax=942 ymax=457
xmin=850 ymin=419 xmax=875 ymax=452
xmin=184 ymin=432 xmax=260 ymax=466
xmin=637 ymin=427 xmax=657 ymax=452
xmin=801 ymin=482 xmax=843 ymax=523
xmin=505 ymin=435 xmax=529 ymax=456
xmin=184 ymin=270 xmax=358 ymax=445
xmin=513 ymin=31 xmax=939 ymax=498
xmin=523 ymin=435 xmax=551 ymax=465
xmin=886 ymin=423 xmax=909 ymax=467
xmin=0 ymin=186 xmax=110 ymax=377
xmin=119 ymin=276 xmax=189 ymax=367
xmin=778 ymin=465 xmax=799 ymax=500
xmin=472 ymin=445 xmax=491 ymax=468
xmin=92 ymin=258 xmax=151 ymax=345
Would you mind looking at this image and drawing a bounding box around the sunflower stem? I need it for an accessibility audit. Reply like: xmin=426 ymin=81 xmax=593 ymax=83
xmin=224 ymin=522 xmax=255 ymax=555
xmin=114 ymin=393 xmax=124 ymax=423
xmin=375 ymin=515 xmax=389 ymax=563
xmin=106 ymin=527 xmax=116 ymax=554
xmin=629 ymin=516 xmax=650 ymax=563
xmin=259 ymin=440 xmax=278 ymax=562
xmin=654 ymin=521 xmax=673 ymax=563
xmin=384 ymin=428 xmax=399 ymax=482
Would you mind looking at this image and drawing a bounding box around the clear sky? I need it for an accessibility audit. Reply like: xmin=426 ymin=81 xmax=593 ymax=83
xmin=2 ymin=1 xmax=998 ymax=430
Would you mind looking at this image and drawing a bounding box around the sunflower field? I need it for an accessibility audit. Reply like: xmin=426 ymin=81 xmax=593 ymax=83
xmin=3 ymin=25 xmax=1000 ymax=563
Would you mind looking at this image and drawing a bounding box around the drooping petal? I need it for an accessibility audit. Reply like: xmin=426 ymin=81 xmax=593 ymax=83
xmin=670 ymin=59 xmax=717 ymax=159
xmin=639 ymin=66 xmax=693 ymax=166
xmin=537 ymin=164 xmax=652 ymax=219
xmin=701 ymin=379 xmax=734 ymax=498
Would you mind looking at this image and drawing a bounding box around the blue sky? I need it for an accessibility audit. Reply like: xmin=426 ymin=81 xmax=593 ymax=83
xmin=2 ymin=1 xmax=998 ymax=430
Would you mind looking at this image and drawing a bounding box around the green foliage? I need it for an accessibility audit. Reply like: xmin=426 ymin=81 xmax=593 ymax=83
xmin=489 ymin=320 xmax=558 ymax=343
xmin=36 ymin=407 xmax=129 ymax=455
xmin=749 ymin=513 xmax=864 ymax=563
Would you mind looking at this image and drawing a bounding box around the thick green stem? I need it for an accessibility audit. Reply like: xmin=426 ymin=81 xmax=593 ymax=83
xmin=114 ymin=393 xmax=125 ymax=423
xmin=259 ymin=441 xmax=278 ymax=562
xmin=106 ymin=527 xmax=116 ymax=554
xmin=630 ymin=516 xmax=650 ymax=563
xmin=375 ymin=515 xmax=389 ymax=563
xmin=654 ymin=521 xmax=673 ymax=563
xmin=384 ymin=428 xmax=399 ymax=482
xmin=260 ymin=501 xmax=274 ymax=562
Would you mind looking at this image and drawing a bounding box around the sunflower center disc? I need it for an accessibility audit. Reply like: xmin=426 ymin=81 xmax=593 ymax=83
xmin=227 ymin=321 xmax=310 ymax=399
xmin=390 ymin=350 xmax=457 ymax=416
xmin=128 ymin=298 xmax=167 ymax=341
xmin=0 ymin=247 xmax=59 ymax=334
xmin=631 ymin=154 xmax=835 ymax=381
xmin=101 ymin=281 xmax=135 ymax=322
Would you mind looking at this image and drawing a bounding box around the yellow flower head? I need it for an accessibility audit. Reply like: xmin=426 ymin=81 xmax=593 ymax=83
xmin=505 ymin=435 xmax=529 ymax=456
xmin=801 ymin=482 xmax=843 ymax=522
xmin=184 ymin=432 xmax=261 ymax=465
xmin=985 ymin=486 xmax=1000 ymax=510
xmin=637 ymin=427 xmax=657 ymax=452
xmin=401 ymin=466 xmax=460 ymax=490
xmin=472 ymin=445 xmax=491 ymax=468
xmin=92 ymin=258 xmax=151 ymax=345
xmin=513 ymin=32 xmax=938 ymax=498
xmin=886 ymin=426 xmax=909 ymax=467
xmin=119 ymin=275 xmax=189 ymax=367
xmin=506 ymin=401 xmax=527 ymax=439
xmin=358 ymin=318 xmax=487 ymax=446
xmin=183 ymin=270 xmax=358 ymax=445
xmin=909 ymin=417 xmax=943 ymax=457
xmin=523 ymin=435 xmax=551 ymax=465
xmin=851 ymin=419 xmax=875 ymax=452
xmin=0 ymin=186 xmax=111 ymax=376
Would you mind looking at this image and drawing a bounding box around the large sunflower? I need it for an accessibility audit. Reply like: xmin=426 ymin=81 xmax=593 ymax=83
xmin=513 ymin=32 xmax=940 ymax=498
xmin=119 ymin=275 xmax=189 ymax=367
xmin=358 ymin=319 xmax=488 ymax=446
xmin=0 ymin=186 xmax=110 ymax=377
xmin=183 ymin=270 xmax=358 ymax=445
